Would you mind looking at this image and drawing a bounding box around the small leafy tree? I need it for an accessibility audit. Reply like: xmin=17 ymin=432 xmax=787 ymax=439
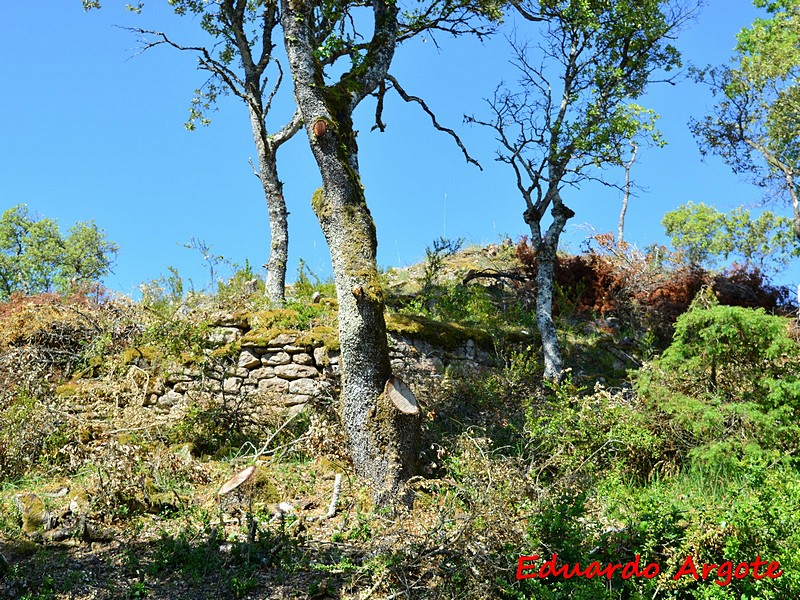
xmin=662 ymin=201 xmax=798 ymax=272
xmin=0 ymin=205 xmax=118 ymax=299
xmin=83 ymin=1 xmax=302 ymax=304
xmin=691 ymin=0 xmax=800 ymax=241
xmin=469 ymin=0 xmax=693 ymax=381
xmin=636 ymin=298 xmax=800 ymax=465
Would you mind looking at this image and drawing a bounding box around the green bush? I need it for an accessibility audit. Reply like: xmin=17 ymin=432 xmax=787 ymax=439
xmin=636 ymin=299 xmax=800 ymax=467
xmin=526 ymin=379 xmax=665 ymax=485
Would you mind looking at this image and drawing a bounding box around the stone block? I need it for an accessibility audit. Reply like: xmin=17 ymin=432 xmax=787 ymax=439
xmin=293 ymin=353 xmax=314 ymax=366
xmin=289 ymin=378 xmax=321 ymax=396
xmin=262 ymin=351 xmax=291 ymax=366
xmin=223 ymin=377 xmax=242 ymax=393
xmin=282 ymin=394 xmax=311 ymax=407
xmin=238 ymin=350 xmax=261 ymax=369
xmin=269 ymin=333 xmax=298 ymax=346
xmin=275 ymin=364 xmax=318 ymax=380
xmin=157 ymin=390 xmax=183 ymax=408
xmin=258 ymin=377 xmax=288 ymax=393
xmin=248 ymin=366 xmax=276 ymax=381
xmin=313 ymin=346 xmax=330 ymax=367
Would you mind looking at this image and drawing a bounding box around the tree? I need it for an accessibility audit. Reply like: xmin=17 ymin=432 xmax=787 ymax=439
xmin=469 ymin=0 xmax=690 ymax=381
xmin=84 ymin=1 xmax=302 ymax=304
xmin=617 ymin=141 xmax=638 ymax=244
xmin=0 ymin=205 xmax=118 ymax=299
xmin=662 ymin=201 xmax=797 ymax=272
xmin=691 ymin=0 xmax=800 ymax=242
xmin=279 ymin=0 xmax=494 ymax=504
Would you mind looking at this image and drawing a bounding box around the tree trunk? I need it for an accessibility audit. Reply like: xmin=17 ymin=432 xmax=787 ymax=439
xmin=618 ymin=143 xmax=637 ymax=244
xmin=261 ymin=162 xmax=289 ymax=306
xmin=527 ymin=188 xmax=574 ymax=383
xmin=534 ymin=243 xmax=562 ymax=382
xmin=247 ymin=102 xmax=289 ymax=305
xmin=281 ymin=0 xmax=419 ymax=506
xmin=787 ymin=172 xmax=800 ymax=242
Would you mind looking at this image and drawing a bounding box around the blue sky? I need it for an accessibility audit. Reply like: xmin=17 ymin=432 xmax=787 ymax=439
xmin=1 ymin=1 xmax=794 ymax=297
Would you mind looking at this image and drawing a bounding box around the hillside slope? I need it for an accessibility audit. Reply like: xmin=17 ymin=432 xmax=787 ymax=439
xmin=1 ymin=241 xmax=798 ymax=599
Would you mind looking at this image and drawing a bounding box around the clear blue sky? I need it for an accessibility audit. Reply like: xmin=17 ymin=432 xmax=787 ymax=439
xmin=1 ymin=1 xmax=794 ymax=297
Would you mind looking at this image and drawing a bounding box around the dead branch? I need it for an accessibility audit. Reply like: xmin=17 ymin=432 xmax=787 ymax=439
xmin=373 ymin=74 xmax=482 ymax=170
xmin=461 ymin=268 xmax=528 ymax=285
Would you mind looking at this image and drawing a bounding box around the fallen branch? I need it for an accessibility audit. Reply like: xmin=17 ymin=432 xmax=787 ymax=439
xmin=461 ymin=268 xmax=528 ymax=285
xmin=326 ymin=473 xmax=343 ymax=519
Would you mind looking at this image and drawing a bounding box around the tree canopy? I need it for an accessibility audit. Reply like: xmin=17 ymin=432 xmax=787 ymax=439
xmin=0 ymin=205 xmax=118 ymax=299
xmin=691 ymin=0 xmax=800 ymax=240
xmin=662 ymin=201 xmax=798 ymax=272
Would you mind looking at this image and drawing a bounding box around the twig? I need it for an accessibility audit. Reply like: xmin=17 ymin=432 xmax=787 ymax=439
xmin=248 ymin=157 xmax=261 ymax=178
xmin=250 ymin=409 xmax=305 ymax=461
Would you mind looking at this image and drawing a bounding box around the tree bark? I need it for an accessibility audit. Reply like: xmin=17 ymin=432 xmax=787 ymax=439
xmin=786 ymin=171 xmax=800 ymax=242
xmin=281 ymin=0 xmax=419 ymax=506
xmin=618 ymin=143 xmax=637 ymax=245
xmin=247 ymin=102 xmax=290 ymax=304
xmin=526 ymin=187 xmax=574 ymax=383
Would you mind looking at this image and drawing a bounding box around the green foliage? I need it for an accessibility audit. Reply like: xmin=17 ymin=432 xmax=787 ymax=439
xmin=0 ymin=205 xmax=117 ymax=300
xmin=399 ymin=238 xmax=536 ymax=336
xmin=662 ymin=201 xmax=797 ymax=271
xmin=216 ymin=259 xmax=264 ymax=306
xmin=0 ymin=391 xmax=71 ymax=480
xmin=636 ymin=301 xmax=800 ymax=466
xmin=477 ymin=0 xmax=685 ymax=184
xmin=527 ymin=379 xmax=665 ymax=485
xmin=422 ymin=237 xmax=464 ymax=293
xmin=691 ymin=0 xmax=800 ymax=238
xmin=290 ymin=259 xmax=336 ymax=302
xmin=140 ymin=266 xmax=185 ymax=314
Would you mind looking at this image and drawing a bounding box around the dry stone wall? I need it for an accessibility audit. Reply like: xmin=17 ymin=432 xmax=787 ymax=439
xmin=149 ymin=319 xmax=497 ymax=418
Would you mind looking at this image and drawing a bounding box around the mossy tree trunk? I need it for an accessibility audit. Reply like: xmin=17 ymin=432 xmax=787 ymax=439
xmin=281 ymin=0 xmax=420 ymax=506
xmin=525 ymin=183 xmax=574 ymax=383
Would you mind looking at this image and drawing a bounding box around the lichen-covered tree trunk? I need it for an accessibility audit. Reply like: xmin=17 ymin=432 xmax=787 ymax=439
xmin=534 ymin=245 xmax=562 ymax=382
xmin=526 ymin=187 xmax=574 ymax=383
xmin=248 ymin=108 xmax=289 ymax=305
xmin=281 ymin=0 xmax=419 ymax=505
xmin=261 ymin=162 xmax=289 ymax=305
xmin=245 ymin=82 xmax=296 ymax=305
xmin=788 ymin=173 xmax=800 ymax=242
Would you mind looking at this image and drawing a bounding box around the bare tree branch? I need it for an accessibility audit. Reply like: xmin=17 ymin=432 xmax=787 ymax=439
xmin=377 ymin=74 xmax=482 ymax=170
xmin=119 ymin=27 xmax=246 ymax=98
xmin=271 ymin=108 xmax=303 ymax=148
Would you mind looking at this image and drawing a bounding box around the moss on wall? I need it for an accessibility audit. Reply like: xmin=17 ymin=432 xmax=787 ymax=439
xmin=385 ymin=314 xmax=494 ymax=351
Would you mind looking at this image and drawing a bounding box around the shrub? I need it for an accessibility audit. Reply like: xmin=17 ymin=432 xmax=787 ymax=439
xmin=636 ymin=299 xmax=800 ymax=467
